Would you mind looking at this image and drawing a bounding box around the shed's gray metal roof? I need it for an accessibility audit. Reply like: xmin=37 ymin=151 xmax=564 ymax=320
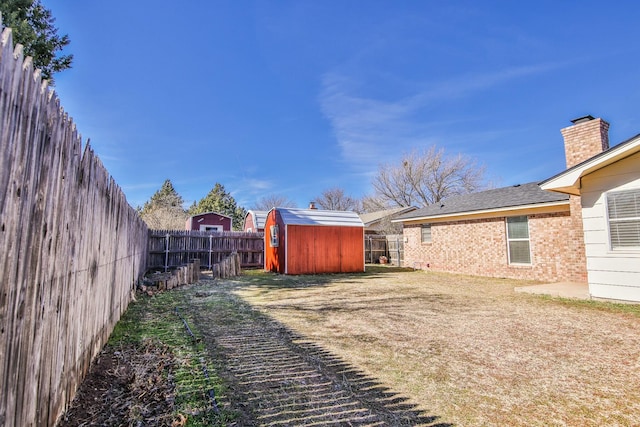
xmin=246 ymin=210 xmax=268 ymax=229
xmin=277 ymin=208 xmax=364 ymax=227
xmin=395 ymin=182 xmax=569 ymax=221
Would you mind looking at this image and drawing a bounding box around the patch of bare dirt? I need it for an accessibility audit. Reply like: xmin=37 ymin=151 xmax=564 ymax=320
xmin=57 ymin=339 xmax=180 ymax=427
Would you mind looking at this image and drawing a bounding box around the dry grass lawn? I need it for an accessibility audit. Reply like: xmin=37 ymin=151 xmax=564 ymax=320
xmin=233 ymin=266 xmax=640 ymax=426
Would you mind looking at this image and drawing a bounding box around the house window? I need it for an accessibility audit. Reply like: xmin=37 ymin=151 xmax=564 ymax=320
xmin=506 ymin=216 xmax=531 ymax=264
xmin=421 ymin=224 xmax=432 ymax=243
xmin=269 ymin=225 xmax=279 ymax=247
xmin=607 ymin=189 xmax=640 ymax=250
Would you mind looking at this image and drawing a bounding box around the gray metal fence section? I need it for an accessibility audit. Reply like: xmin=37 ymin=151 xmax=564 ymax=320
xmin=365 ymin=234 xmax=404 ymax=265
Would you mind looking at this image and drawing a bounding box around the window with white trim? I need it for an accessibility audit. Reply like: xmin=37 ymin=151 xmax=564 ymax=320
xmin=269 ymin=225 xmax=279 ymax=247
xmin=506 ymin=216 xmax=531 ymax=264
xmin=421 ymin=224 xmax=432 ymax=243
xmin=607 ymin=189 xmax=640 ymax=250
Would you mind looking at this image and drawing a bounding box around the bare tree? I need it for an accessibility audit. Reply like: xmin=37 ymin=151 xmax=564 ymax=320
xmin=139 ymin=208 xmax=187 ymax=230
xmin=137 ymin=179 xmax=188 ymax=229
xmin=361 ymin=194 xmax=389 ymax=213
xmin=372 ymin=146 xmax=485 ymax=207
xmin=314 ymin=187 xmax=362 ymax=212
xmin=253 ymin=194 xmax=297 ymax=210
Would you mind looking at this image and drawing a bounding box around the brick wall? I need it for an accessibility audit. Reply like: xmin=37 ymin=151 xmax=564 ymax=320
xmin=403 ymin=210 xmax=587 ymax=283
xmin=401 ymin=116 xmax=610 ymax=284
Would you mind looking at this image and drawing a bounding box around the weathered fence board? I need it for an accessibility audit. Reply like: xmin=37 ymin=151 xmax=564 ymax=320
xmin=211 ymin=252 xmax=242 ymax=279
xmin=146 ymin=259 xmax=201 ymax=290
xmin=148 ymin=230 xmax=264 ymax=270
xmin=0 ymin=23 xmax=148 ymax=427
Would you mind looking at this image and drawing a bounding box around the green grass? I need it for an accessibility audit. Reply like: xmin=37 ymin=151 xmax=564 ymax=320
xmin=537 ymin=294 xmax=640 ymax=317
xmin=108 ymin=290 xmax=237 ymax=426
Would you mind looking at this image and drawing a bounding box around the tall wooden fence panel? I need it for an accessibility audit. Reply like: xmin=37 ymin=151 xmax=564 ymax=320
xmin=0 ymin=25 xmax=148 ymax=426
xmin=148 ymin=230 xmax=264 ymax=270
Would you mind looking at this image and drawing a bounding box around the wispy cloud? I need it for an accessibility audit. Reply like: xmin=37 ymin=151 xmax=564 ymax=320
xmin=243 ymin=178 xmax=274 ymax=192
xmin=319 ymin=62 xmax=565 ymax=172
xmin=407 ymin=63 xmax=563 ymax=107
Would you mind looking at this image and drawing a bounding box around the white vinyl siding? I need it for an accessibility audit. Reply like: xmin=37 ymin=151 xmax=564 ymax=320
xmin=606 ymin=189 xmax=640 ymax=250
xmin=506 ymin=216 xmax=531 ymax=264
xmin=421 ymin=224 xmax=432 ymax=243
xmin=579 ymin=151 xmax=640 ymax=302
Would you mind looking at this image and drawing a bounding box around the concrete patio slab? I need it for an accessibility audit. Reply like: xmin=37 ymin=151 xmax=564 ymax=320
xmin=514 ymin=282 xmax=590 ymax=299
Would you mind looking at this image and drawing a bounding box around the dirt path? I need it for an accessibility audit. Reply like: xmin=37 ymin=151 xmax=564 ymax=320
xmin=187 ymin=279 xmax=450 ymax=426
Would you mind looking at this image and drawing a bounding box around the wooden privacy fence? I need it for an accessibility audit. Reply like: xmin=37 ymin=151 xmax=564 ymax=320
xmin=148 ymin=230 xmax=264 ymax=271
xmin=365 ymin=234 xmax=404 ymax=266
xmin=0 ymin=23 xmax=148 ymax=427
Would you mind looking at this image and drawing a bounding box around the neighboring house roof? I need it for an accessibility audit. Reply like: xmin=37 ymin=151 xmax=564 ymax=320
xmin=359 ymin=206 xmax=417 ymax=227
xmin=274 ymin=208 xmax=364 ymax=227
xmin=540 ymin=133 xmax=640 ymax=195
xmin=189 ymin=211 xmax=232 ymax=219
xmin=245 ymin=210 xmax=268 ymax=229
xmin=394 ymin=182 xmax=569 ymax=222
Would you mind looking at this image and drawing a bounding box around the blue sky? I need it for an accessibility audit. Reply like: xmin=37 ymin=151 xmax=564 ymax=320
xmin=45 ymin=1 xmax=640 ymax=209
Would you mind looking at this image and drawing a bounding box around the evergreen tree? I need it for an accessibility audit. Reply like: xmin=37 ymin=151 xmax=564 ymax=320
xmin=189 ymin=183 xmax=247 ymax=231
xmin=0 ymin=0 xmax=73 ymax=83
xmin=138 ymin=179 xmax=187 ymax=230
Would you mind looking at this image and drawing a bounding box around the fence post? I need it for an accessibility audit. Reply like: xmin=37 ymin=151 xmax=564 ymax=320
xmin=366 ymin=235 xmax=370 ymax=264
xmin=164 ymin=233 xmax=170 ymax=272
xmin=208 ymin=234 xmax=213 ymax=269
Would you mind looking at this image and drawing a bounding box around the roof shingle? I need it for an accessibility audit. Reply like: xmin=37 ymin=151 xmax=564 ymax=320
xmin=396 ymin=182 xmax=569 ymax=221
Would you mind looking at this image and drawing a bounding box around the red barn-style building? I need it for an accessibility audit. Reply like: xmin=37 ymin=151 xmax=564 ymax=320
xmin=243 ymin=210 xmax=268 ymax=232
xmin=264 ymin=207 xmax=365 ymax=275
xmin=185 ymin=212 xmax=232 ymax=231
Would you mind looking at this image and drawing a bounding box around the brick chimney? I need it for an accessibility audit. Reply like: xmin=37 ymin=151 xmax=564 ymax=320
xmin=557 ymin=115 xmax=609 ymax=284
xmin=308 ymin=201 xmax=317 ymax=210
xmin=560 ymin=115 xmax=609 ymax=168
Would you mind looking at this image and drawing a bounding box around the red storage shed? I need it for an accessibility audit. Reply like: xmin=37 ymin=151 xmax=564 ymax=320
xmin=185 ymin=212 xmax=232 ymax=231
xmin=264 ymin=207 xmax=365 ymax=275
xmin=243 ymin=210 xmax=268 ymax=232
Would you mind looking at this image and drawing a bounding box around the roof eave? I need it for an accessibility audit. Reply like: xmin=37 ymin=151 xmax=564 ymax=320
xmin=540 ymin=134 xmax=640 ymax=195
xmin=392 ymin=200 xmax=570 ymax=223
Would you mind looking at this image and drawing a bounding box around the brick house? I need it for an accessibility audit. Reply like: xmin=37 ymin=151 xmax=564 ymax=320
xmin=395 ymin=183 xmax=582 ymax=282
xmin=394 ymin=116 xmax=613 ymax=284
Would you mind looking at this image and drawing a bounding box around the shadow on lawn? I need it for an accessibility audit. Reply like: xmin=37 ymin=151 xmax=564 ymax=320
xmin=237 ymin=265 xmax=417 ymax=291
xmin=187 ymin=282 xmax=451 ymax=426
